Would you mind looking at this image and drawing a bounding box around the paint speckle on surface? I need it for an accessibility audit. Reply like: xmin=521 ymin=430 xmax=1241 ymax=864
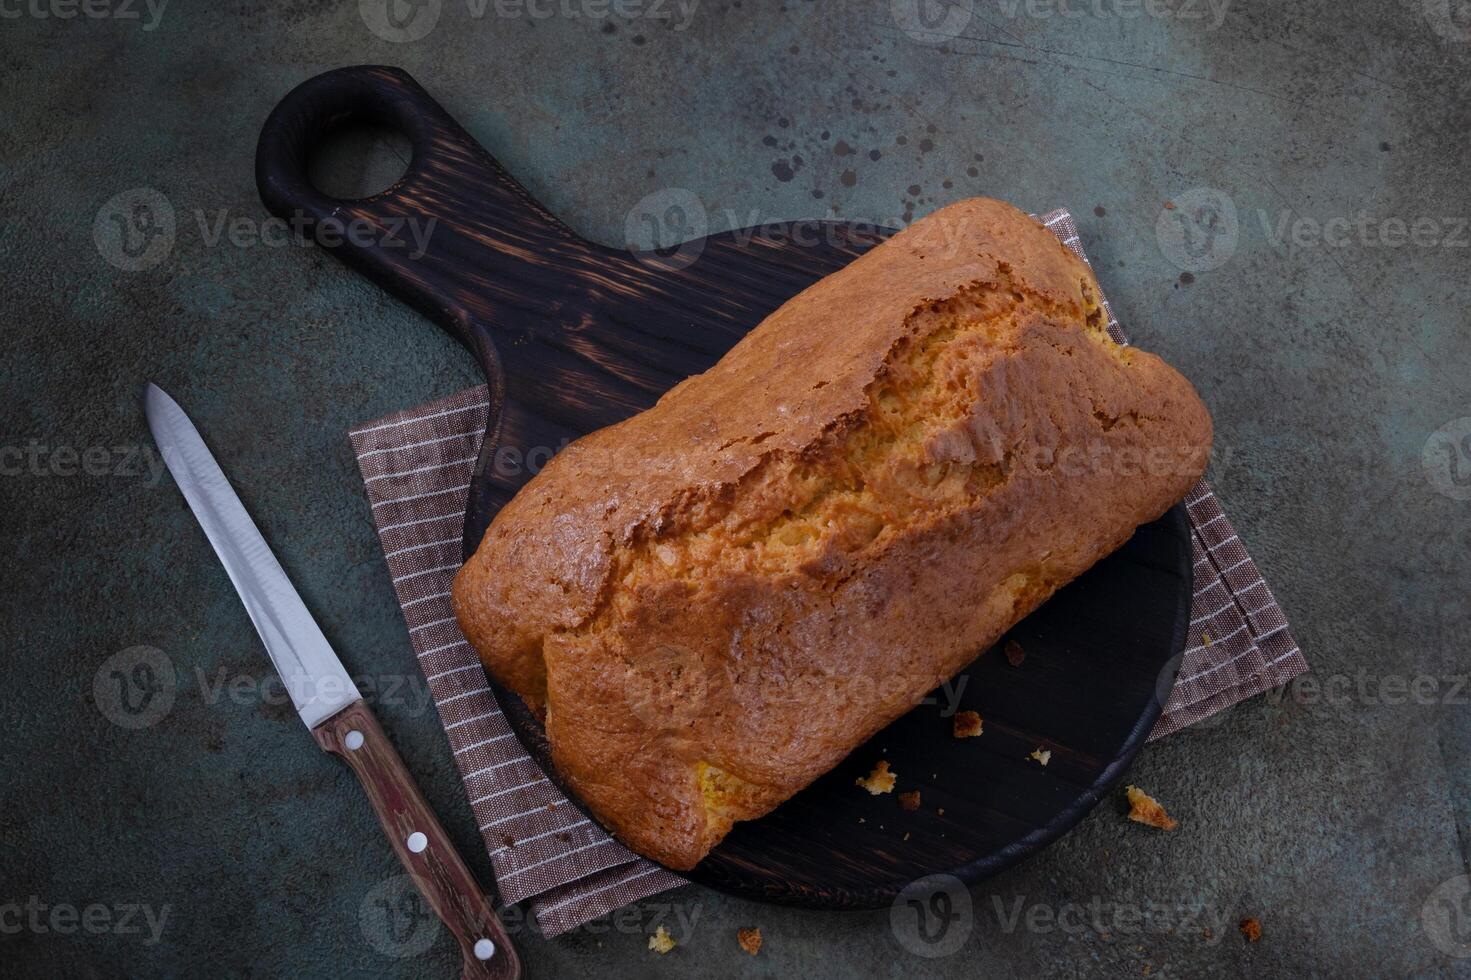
xmin=839 ymin=170 xmax=857 ymax=187
xmin=1095 ymin=205 xmax=1107 ymax=217
xmin=771 ymin=160 xmax=795 ymax=182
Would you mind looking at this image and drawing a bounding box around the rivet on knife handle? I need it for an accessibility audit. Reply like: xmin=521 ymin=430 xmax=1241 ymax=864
xmin=314 ymin=700 xmax=523 ymax=980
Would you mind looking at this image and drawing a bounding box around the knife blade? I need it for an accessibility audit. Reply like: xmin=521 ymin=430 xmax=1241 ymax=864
xmin=144 ymin=383 xmax=360 ymax=729
xmin=145 ymin=383 xmax=520 ymax=979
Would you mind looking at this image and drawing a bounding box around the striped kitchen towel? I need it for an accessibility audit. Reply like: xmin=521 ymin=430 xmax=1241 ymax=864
xmin=347 ymin=207 xmax=1307 ymax=937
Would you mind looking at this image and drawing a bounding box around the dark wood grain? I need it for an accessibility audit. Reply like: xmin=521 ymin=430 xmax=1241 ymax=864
xmin=315 ymin=701 xmax=522 ymax=979
xmin=259 ymin=65 xmax=1191 ymax=910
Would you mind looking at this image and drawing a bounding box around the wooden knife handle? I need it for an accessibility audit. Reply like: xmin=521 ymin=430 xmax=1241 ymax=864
xmin=314 ymin=700 xmax=522 ymax=980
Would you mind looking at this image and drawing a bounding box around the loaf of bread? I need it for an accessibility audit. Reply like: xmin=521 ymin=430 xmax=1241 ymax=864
xmin=452 ymin=198 xmax=1212 ymax=870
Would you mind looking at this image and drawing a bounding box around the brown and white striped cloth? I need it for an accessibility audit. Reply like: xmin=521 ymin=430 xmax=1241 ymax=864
xmin=347 ymin=208 xmax=1307 ymax=936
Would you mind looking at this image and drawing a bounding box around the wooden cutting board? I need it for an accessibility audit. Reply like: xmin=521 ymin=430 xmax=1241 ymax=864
xmin=256 ymin=65 xmax=1190 ymax=909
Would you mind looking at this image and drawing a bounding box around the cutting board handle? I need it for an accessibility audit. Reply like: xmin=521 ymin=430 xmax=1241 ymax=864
xmin=255 ymin=65 xmax=600 ymax=363
xmin=256 ymin=65 xmax=641 ymax=549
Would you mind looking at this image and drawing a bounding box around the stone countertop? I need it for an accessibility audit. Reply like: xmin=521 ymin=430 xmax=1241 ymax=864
xmin=3 ymin=2 xmax=1468 ymax=977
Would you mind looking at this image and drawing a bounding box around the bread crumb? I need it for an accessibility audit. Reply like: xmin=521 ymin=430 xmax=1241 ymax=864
xmin=1029 ymin=747 xmax=1051 ymax=766
xmin=953 ymin=710 xmax=983 ymax=738
xmin=898 ymin=790 xmax=921 ymax=811
xmin=737 ymin=927 xmax=762 ymax=956
xmin=1202 ymin=630 xmax=1212 ymax=647
xmin=937 ymin=807 xmax=945 ymax=816
xmin=1164 ymin=200 xmax=1176 ymax=210
xmin=903 ymin=832 xmax=911 ymax=840
xmin=648 ymin=925 xmax=676 ymax=954
xmin=1005 ymin=639 xmax=1026 ymax=666
xmin=856 ymin=760 xmax=896 ymax=794
xmin=1126 ymin=785 xmax=1178 ymax=831
xmin=1239 ymin=917 xmax=1262 ymax=942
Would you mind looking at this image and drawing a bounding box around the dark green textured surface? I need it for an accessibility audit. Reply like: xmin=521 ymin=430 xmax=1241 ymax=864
xmin=2 ymin=2 xmax=1468 ymax=977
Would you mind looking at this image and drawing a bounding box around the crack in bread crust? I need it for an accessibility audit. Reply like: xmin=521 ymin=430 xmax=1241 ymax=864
xmin=595 ymin=275 xmax=1078 ymax=628
xmin=451 ymin=198 xmax=1213 ymax=870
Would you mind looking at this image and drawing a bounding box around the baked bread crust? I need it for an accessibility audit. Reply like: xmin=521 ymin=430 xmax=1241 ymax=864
xmin=452 ymin=198 xmax=1212 ymax=870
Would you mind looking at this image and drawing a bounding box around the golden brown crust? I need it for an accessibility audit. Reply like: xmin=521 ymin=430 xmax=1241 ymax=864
xmin=736 ymin=927 xmax=762 ymax=956
xmin=1126 ymin=784 xmax=1179 ymax=831
xmin=854 ymin=760 xmax=897 ymax=796
xmin=953 ymin=710 xmax=984 ymax=738
xmin=452 ymin=197 xmax=1212 ymax=870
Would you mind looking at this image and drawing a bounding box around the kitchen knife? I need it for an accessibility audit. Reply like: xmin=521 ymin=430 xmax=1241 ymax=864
xmin=145 ymin=383 xmax=521 ymax=980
